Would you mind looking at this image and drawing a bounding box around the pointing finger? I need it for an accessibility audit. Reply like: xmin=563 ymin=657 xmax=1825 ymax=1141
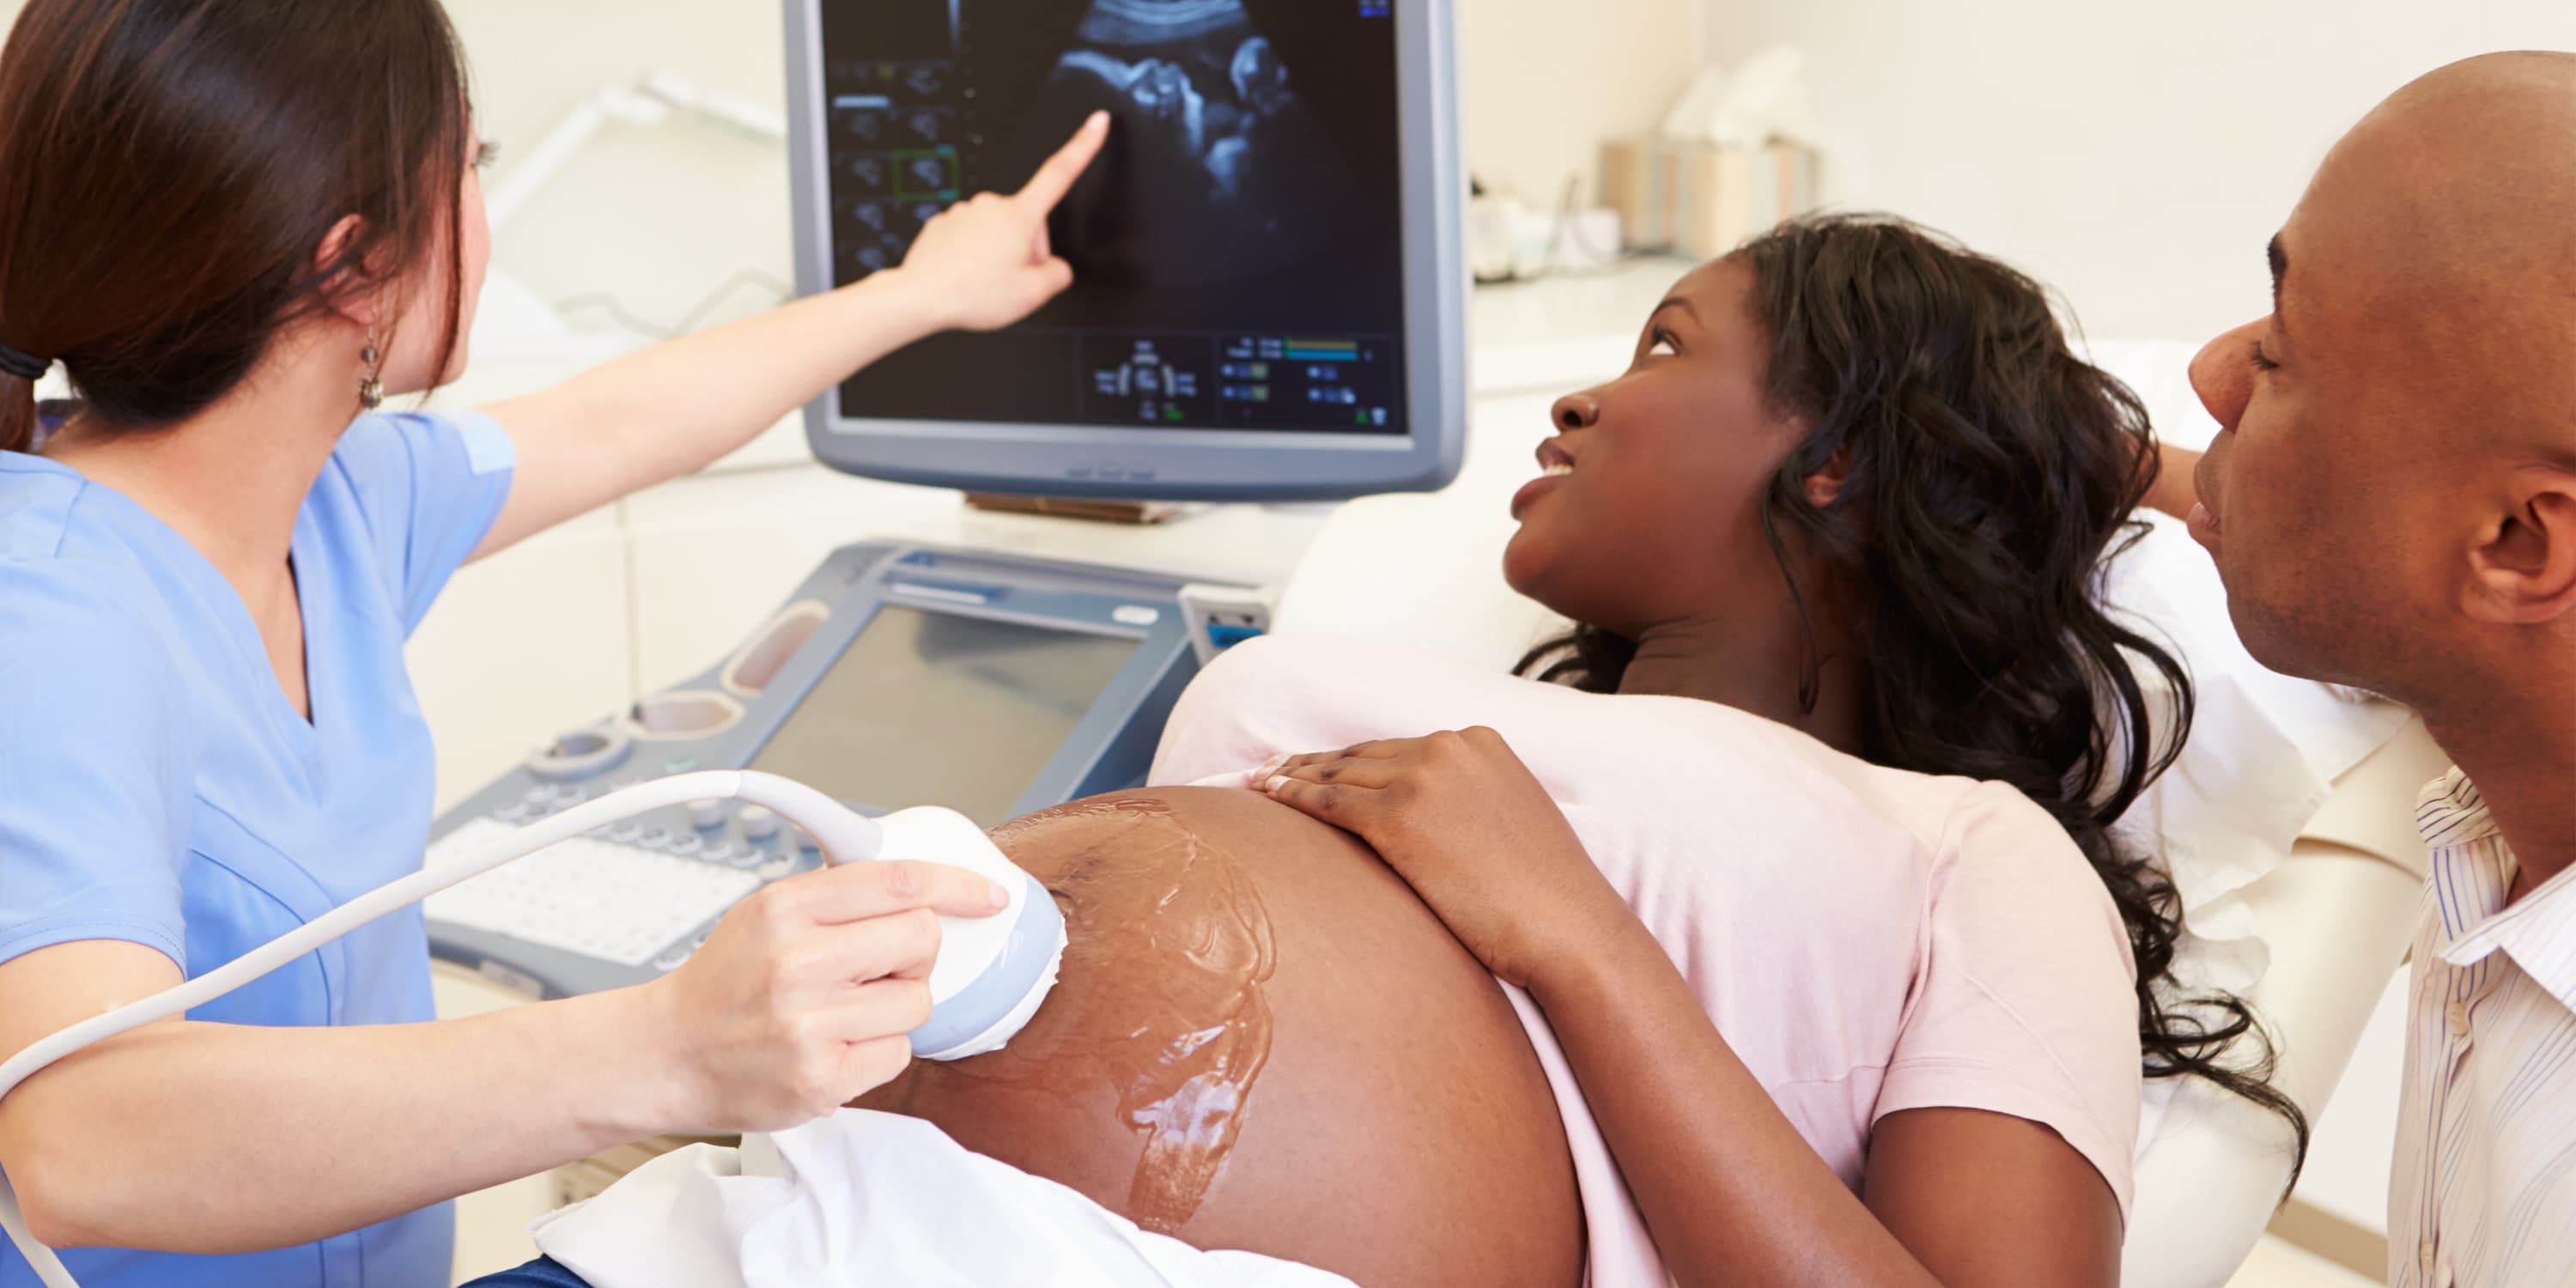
xmin=1017 ymin=110 xmax=1111 ymax=212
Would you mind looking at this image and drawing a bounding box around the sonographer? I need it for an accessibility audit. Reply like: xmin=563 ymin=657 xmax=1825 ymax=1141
xmin=0 ymin=3 xmax=1109 ymax=1285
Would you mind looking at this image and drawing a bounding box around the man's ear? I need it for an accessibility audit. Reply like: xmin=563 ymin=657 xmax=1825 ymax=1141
xmin=311 ymin=214 xmax=381 ymax=330
xmin=2462 ymin=465 xmax=2576 ymax=626
xmin=1802 ymin=446 xmax=1853 ymax=508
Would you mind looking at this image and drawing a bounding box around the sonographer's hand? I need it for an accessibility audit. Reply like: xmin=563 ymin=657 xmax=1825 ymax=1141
xmin=643 ymin=860 xmax=1010 ymax=1133
xmin=897 ymin=110 xmax=1109 ymax=331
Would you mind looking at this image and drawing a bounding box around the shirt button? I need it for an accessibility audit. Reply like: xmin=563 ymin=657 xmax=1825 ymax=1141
xmin=2421 ymin=1239 xmax=2437 ymax=1273
xmin=2446 ymin=1000 xmax=2471 ymax=1038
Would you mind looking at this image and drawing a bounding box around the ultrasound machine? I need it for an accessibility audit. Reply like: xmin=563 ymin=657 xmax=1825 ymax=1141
xmin=421 ymin=0 xmax=1465 ymax=999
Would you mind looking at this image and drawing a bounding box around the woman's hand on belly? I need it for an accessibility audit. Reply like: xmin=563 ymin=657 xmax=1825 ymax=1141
xmin=1254 ymin=726 xmax=1626 ymax=989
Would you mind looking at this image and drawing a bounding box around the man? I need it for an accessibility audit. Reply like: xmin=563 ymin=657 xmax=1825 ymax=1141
xmin=2181 ymin=51 xmax=2576 ymax=1288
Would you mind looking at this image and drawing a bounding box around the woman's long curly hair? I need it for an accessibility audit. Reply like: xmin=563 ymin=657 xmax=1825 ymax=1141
xmin=1521 ymin=213 xmax=2306 ymax=1179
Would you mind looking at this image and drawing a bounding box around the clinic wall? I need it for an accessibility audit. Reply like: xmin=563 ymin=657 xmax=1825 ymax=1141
xmin=444 ymin=0 xmax=1701 ymax=307
xmin=0 ymin=0 xmax=1699 ymax=327
xmin=1704 ymin=0 xmax=2576 ymax=343
xmin=432 ymin=0 xmax=1705 ymax=319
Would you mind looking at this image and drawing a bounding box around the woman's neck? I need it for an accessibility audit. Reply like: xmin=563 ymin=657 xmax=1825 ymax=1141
xmin=1614 ymin=615 xmax=1870 ymax=757
xmin=41 ymin=330 xmax=358 ymax=580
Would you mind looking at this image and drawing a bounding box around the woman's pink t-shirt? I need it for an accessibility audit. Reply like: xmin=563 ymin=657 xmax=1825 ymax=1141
xmin=1149 ymin=635 xmax=2142 ymax=1287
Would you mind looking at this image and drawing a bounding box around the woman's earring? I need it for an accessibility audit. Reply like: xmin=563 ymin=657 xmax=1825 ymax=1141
xmin=358 ymin=331 xmax=385 ymax=411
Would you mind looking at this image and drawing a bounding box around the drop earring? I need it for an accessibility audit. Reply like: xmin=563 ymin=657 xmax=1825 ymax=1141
xmin=358 ymin=330 xmax=385 ymax=411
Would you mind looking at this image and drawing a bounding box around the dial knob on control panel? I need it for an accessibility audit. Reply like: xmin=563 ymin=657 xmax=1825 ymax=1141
xmin=687 ymin=799 xmax=726 ymax=831
xmin=738 ymin=805 xmax=781 ymax=841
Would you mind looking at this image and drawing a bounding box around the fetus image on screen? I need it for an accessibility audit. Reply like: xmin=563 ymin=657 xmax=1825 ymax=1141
xmin=1012 ymin=0 xmax=1365 ymax=283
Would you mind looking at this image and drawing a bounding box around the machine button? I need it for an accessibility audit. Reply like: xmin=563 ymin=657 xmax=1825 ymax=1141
xmin=758 ymin=858 xmax=797 ymax=880
xmin=665 ymin=834 xmax=703 ymax=858
xmin=635 ymin=827 xmax=671 ymax=850
xmin=494 ymin=802 xmax=535 ymax=824
xmin=739 ymin=805 xmax=781 ymax=841
xmin=1113 ymin=605 xmax=1162 ymax=627
xmin=651 ymin=945 xmax=693 ymax=973
xmin=687 ymin=799 xmax=726 ymax=831
xmin=663 ymin=756 xmax=701 ymax=775
xmin=607 ymin=822 xmax=645 ymax=844
xmin=700 ymin=841 xmax=738 ymax=865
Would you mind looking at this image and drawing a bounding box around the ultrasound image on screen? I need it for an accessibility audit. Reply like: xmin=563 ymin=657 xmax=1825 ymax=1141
xmin=818 ymin=0 xmax=1408 ymax=434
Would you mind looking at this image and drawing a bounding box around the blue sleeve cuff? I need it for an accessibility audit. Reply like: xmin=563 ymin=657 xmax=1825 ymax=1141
xmin=451 ymin=406 xmax=518 ymax=478
xmin=0 ymin=915 xmax=187 ymax=976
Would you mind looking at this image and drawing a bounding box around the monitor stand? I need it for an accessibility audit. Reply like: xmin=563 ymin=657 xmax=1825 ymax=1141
xmin=963 ymin=495 xmax=1208 ymax=526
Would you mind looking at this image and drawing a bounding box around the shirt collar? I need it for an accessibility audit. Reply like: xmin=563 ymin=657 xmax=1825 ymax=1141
xmin=2417 ymin=766 xmax=2504 ymax=849
xmin=2427 ymin=769 xmax=2576 ymax=1014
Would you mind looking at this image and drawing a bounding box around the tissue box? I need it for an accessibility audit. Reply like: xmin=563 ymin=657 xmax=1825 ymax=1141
xmin=1601 ymin=137 xmax=1819 ymax=259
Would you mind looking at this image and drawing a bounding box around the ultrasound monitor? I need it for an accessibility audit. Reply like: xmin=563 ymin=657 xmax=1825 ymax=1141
xmin=783 ymin=0 xmax=1464 ymax=501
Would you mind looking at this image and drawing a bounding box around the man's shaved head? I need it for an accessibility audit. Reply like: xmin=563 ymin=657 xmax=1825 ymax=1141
xmin=2324 ymin=53 xmax=2576 ymax=454
xmin=2186 ymin=52 xmax=2576 ymax=710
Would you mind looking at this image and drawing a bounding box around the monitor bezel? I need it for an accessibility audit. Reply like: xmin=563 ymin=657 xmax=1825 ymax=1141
xmin=781 ymin=0 xmax=1465 ymax=501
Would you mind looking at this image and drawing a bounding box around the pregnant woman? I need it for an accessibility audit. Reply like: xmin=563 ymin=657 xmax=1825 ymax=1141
xmin=483 ymin=216 xmax=2301 ymax=1288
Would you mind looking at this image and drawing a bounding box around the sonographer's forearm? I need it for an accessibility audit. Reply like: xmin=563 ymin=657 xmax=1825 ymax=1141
xmin=9 ymin=987 xmax=665 ymax=1254
xmin=557 ymin=266 xmax=943 ymax=482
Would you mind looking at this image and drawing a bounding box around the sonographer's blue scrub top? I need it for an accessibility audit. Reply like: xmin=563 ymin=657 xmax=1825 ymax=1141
xmin=0 ymin=410 xmax=516 ymax=1288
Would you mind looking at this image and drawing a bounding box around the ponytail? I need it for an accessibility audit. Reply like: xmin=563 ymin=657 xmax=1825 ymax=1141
xmin=1 ymin=375 xmax=32 ymax=456
xmin=0 ymin=343 xmax=45 ymax=453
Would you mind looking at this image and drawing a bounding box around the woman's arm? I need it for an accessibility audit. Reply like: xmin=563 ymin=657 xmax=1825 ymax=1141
xmin=1534 ymin=912 xmax=2121 ymax=1288
xmin=0 ymin=856 xmax=1005 ymax=1253
xmin=466 ymin=112 xmax=1108 ymax=561
xmin=1258 ymin=730 xmax=2122 ymax=1288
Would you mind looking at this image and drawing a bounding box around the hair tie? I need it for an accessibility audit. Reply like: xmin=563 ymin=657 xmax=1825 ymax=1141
xmin=0 ymin=343 xmax=51 ymax=382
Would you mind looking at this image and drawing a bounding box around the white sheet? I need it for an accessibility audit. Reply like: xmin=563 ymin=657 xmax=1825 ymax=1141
xmin=529 ymin=1110 xmax=1352 ymax=1288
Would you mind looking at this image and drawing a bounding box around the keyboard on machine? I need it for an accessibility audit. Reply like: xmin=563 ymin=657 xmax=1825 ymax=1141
xmin=424 ymin=817 xmax=787 ymax=968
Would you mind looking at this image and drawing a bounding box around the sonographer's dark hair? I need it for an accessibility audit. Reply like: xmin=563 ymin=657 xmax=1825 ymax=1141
xmin=1519 ymin=213 xmax=2310 ymax=1182
xmin=0 ymin=0 xmax=473 ymax=454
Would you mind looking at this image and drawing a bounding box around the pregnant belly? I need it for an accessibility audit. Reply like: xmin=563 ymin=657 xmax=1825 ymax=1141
xmin=856 ymin=787 xmax=1583 ymax=1287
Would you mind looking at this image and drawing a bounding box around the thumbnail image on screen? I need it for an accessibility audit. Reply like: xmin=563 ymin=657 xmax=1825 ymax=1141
xmin=817 ymin=0 xmax=1409 ymax=435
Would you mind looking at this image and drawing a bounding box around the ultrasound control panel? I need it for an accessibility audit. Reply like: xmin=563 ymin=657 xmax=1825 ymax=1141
xmin=424 ymin=543 xmax=1215 ymax=999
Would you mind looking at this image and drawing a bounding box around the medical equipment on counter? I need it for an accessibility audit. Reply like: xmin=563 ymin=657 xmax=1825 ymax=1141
xmin=487 ymin=72 xmax=787 ymax=233
xmin=426 ymin=541 xmax=1221 ymax=1004
xmin=0 ymin=770 xmax=1065 ymax=1288
xmin=783 ymin=0 xmax=1467 ymax=500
